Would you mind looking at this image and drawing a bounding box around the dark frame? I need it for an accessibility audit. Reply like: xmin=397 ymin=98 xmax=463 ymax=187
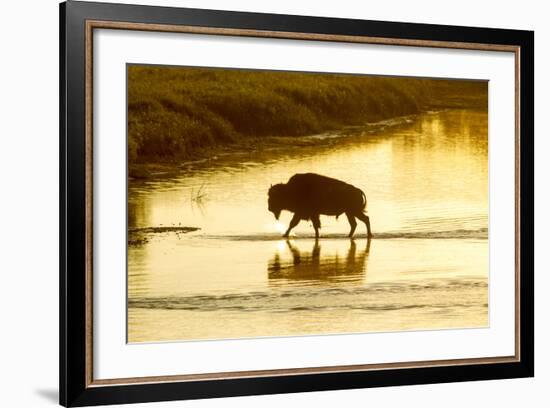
xmin=60 ymin=1 xmax=534 ymax=406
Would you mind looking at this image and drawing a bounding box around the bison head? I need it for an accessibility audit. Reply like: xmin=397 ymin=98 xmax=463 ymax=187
xmin=268 ymin=183 xmax=286 ymax=220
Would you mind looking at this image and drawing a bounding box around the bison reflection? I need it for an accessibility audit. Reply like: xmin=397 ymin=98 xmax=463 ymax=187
xmin=268 ymin=173 xmax=372 ymax=238
xmin=268 ymin=239 xmax=371 ymax=286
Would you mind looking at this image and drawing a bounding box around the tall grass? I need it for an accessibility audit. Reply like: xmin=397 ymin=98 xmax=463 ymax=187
xmin=128 ymin=65 xmax=487 ymax=163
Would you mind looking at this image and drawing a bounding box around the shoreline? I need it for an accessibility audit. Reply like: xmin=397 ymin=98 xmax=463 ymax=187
xmin=128 ymin=109 xmax=445 ymax=181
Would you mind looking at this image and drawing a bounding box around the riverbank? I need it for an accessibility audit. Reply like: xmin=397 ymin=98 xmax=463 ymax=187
xmin=128 ymin=65 xmax=487 ymax=168
xmin=128 ymin=111 xmax=418 ymax=179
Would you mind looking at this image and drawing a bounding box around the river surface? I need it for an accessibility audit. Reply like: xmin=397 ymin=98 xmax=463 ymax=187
xmin=127 ymin=109 xmax=488 ymax=343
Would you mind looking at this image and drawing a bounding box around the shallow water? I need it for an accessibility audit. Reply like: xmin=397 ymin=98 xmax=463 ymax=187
xmin=128 ymin=109 xmax=488 ymax=342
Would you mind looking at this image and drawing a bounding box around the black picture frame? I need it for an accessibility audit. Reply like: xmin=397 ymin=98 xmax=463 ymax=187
xmin=60 ymin=1 xmax=534 ymax=406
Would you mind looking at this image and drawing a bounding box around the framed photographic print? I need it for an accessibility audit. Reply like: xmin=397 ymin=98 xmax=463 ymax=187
xmin=59 ymin=1 xmax=534 ymax=406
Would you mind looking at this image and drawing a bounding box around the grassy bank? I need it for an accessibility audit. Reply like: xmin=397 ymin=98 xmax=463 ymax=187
xmin=128 ymin=65 xmax=487 ymax=165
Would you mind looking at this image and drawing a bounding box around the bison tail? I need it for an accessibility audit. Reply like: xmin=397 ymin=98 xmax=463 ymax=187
xmin=360 ymin=190 xmax=367 ymax=211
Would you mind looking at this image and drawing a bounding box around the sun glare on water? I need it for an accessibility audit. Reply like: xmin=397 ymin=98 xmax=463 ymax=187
xmin=274 ymin=220 xmax=286 ymax=234
xmin=276 ymin=240 xmax=287 ymax=252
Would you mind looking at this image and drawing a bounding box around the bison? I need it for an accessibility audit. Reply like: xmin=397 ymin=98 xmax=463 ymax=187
xmin=268 ymin=173 xmax=372 ymax=239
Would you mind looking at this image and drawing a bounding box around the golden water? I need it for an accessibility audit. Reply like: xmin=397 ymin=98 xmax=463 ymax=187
xmin=128 ymin=109 xmax=488 ymax=343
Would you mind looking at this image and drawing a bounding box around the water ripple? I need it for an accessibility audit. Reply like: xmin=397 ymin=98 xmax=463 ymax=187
xmin=128 ymin=279 xmax=488 ymax=313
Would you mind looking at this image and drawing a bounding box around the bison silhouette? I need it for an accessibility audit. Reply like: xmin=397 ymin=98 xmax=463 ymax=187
xmin=268 ymin=173 xmax=372 ymax=239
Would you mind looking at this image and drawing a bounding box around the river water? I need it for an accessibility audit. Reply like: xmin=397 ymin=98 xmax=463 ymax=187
xmin=127 ymin=109 xmax=488 ymax=343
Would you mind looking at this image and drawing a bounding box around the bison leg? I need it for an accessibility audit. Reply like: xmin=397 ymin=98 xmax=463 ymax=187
xmin=283 ymin=213 xmax=301 ymax=238
xmin=311 ymin=214 xmax=321 ymax=239
xmin=346 ymin=212 xmax=357 ymax=238
xmin=355 ymin=212 xmax=373 ymax=238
